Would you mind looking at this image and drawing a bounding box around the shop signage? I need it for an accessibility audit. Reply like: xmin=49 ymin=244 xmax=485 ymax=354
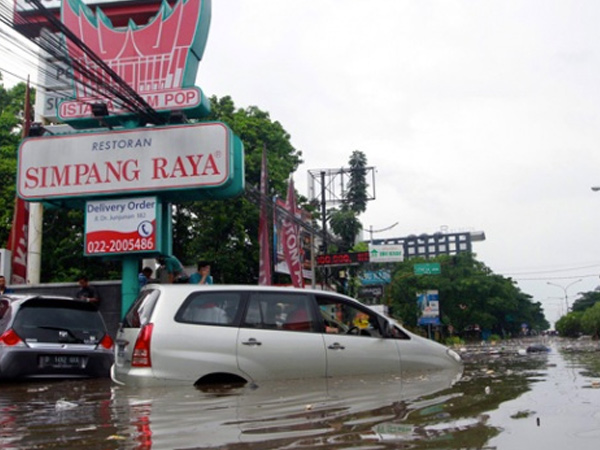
xmin=17 ymin=122 xmax=244 ymax=203
xmin=55 ymin=0 xmax=212 ymax=127
xmin=358 ymin=285 xmax=384 ymax=298
xmin=369 ymin=244 xmax=404 ymax=263
xmin=316 ymin=252 xmax=369 ymax=267
xmin=85 ymin=196 xmax=160 ymax=256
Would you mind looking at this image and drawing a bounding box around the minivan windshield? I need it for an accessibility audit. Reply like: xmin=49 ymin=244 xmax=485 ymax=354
xmin=13 ymin=299 xmax=106 ymax=343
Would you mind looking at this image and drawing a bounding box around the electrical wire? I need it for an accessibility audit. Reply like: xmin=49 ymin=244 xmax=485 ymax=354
xmin=1 ymin=0 xmax=166 ymax=125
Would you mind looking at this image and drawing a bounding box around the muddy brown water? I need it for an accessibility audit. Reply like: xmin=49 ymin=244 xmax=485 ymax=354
xmin=0 ymin=337 xmax=598 ymax=449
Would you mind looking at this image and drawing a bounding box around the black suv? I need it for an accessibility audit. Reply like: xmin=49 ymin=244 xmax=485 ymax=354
xmin=0 ymin=294 xmax=114 ymax=380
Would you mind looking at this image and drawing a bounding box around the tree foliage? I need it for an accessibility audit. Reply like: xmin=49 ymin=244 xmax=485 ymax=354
xmin=346 ymin=150 xmax=369 ymax=214
xmin=329 ymin=150 xmax=368 ymax=251
xmin=172 ymin=96 xmax=303 ymax=283
xmin=571 ymin=290 xmax=600 ymax=313
xmin=581 ymin=302 xmax=600 ymax=339
xmin=555 ymin=311 xmax=584 ymax=338
xmin=385 ymin=252 xmax=549 ymax=336
xmin=328 ymin=207 xmax=362 ymax=252
xmin=0 ymin=78 xmax=31 ymax=246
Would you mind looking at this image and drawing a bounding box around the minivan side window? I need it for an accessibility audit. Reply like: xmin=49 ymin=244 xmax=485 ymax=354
xmin=176 ymin=292 xmax=242 ymax=326
xmin=316 ymin=295 xmax=383 ymax=338
xmin=243 ymin=293 xmax=317 ymax=332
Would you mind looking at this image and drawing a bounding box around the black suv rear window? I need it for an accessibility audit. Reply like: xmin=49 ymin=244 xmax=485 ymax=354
xmin=13 ymin=299 xmax=106 ymax=344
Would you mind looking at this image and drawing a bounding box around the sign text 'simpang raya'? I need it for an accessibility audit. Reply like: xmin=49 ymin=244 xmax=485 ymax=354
xmin=17 ymin=122 xmax=232 ymax=200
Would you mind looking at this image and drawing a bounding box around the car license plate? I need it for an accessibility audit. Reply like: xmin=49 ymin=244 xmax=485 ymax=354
xmin=39 ymin=355 xmax=84 ymax=369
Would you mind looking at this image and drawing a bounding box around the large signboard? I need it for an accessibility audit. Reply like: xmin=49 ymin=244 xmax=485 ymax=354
xmin=369 ymin=244 xmax=404 ymax=263
xmin=17 ymin=0 xmax=213 ymax=127
xmin=85 ymin=196 xmax=159 ymax=256
xmin=17 ymin=122 xmax=244 ymax=205
xmin=417 ymin=290 xmax=441 ymax=326
xmin=61 ymin=0 xmax=211 ymax=127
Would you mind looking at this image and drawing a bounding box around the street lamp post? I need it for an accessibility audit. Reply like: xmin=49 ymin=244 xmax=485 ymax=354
xmin=547 ymin=279 xmax=582 ymax=313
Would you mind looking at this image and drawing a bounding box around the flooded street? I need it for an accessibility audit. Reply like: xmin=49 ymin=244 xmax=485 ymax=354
xmin=1 ymin=337 xmax=599 ymax=449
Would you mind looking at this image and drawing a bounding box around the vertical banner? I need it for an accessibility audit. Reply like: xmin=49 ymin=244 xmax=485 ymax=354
xmin=273 ymin=202 xmax=312 ymax=280
xmin=281 ymin=178 xmax=304 ymax=288
xmin=7 ymin=79 xmax=31 ymax=284
xmin=417 ymin=290 xmax=441 ymax=326
xmin=258 ymin=146 xmax=272 ymax=285
xmin=7 ymin=200 xmax=28 ymax=284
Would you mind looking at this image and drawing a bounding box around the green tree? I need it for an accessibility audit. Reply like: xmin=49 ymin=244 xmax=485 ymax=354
xmin=172 ymin=96 xmax=303 ymax=283
xmin=0 ymin=78 xmax=31 ymax=246
xmin=328 ymin=206 xmax=362 ymax=252
xmin=40 ymin=208 xmax=121 ymax=282
xmin=329 ymin=150 xmax=368 ymax=251
xmin=386 ymin=252 xmax=549 ymax=336
xmin=346 ymin=150 xmax=369 ymax=214
xmin=581 ymin=302 xmax=600 ymax=339
xmin=571 ymin=290 xmax=600 ymax=313
xmin=555 ymin=311 xmax=584 ymax=338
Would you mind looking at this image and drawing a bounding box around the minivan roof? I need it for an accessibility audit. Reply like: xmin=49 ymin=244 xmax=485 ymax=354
xmin=143 ymin=283 xmax=344 ymax=295
xmin=140 ymin=284 xmax=369 ymax=306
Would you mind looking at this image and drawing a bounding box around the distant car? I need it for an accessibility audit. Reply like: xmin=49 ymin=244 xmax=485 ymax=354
xmin=112 ymin=285 xmax=462 ymax=386
xmin=0 ymin=294 xmax=114 ymax=380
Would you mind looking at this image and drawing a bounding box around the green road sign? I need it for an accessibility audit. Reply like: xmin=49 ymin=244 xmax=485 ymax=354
xmin=414 ymin=263 xmax=441 ymax=275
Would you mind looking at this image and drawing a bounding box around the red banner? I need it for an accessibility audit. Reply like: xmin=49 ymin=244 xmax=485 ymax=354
xmin=7 ymin=199 xmax=28 ymax=284
xmin=258 ymin=146 xmax=271 ymax=285
xmin=282 ymin=178 xmax=304 ymax=288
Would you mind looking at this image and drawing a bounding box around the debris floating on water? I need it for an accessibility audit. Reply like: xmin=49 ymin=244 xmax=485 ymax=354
xmin=55 ymin=399 xmax=78 ymax=410
xmin=526 ymin=344 xmax=550 ymax=353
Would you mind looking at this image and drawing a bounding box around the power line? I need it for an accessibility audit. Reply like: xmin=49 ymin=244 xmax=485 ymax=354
xmin=513 ymin=274 xmax=600 ymax=282
xmin=1 ymin=0 xmax=166 ymax=125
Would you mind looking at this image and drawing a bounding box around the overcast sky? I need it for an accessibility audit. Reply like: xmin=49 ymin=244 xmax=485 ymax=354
xmin=197 ymin=0 xmax=600 ymax=326
xmin=4 ymin=0 xmax=600 ymax=326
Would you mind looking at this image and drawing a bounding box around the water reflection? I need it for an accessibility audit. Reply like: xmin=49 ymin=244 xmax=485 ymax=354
xmin=112 ymin=368 xmax=463 ymax=449
xmin=3 ymin=340 xmax=596 ymax=449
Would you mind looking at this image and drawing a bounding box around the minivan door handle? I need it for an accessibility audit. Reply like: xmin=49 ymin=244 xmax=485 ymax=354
xmin=327 ymin=342 xmax=345 ymax=350
xmin=241 ymin=338 xmax=262 ymax=346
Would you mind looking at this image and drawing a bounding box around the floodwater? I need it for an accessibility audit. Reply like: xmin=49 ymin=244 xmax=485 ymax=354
xmin=1 ymin=338 xmax=599 ymax=449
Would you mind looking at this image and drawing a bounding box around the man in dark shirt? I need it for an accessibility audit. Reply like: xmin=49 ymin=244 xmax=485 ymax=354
xmin=0 ymin=275 xmax=14 ymax=295
xmin=76 ymin=276 xmax=100 ymax=305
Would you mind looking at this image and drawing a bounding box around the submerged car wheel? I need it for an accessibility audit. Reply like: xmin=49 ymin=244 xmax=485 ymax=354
xmin=194 ymin=373 xmax=247 ymax=389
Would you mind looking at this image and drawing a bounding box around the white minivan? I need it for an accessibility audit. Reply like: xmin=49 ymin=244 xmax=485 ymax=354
xmin=111 ymin=285 xmax=461 ymax=386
